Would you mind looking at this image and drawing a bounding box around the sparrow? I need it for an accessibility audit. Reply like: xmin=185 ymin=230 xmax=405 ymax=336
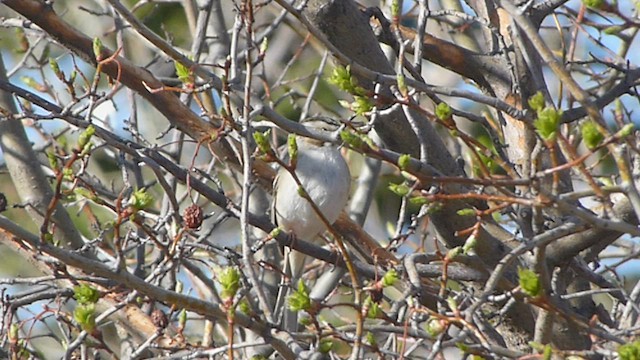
xmin=272 ymin=119 xmax=351 ymax=281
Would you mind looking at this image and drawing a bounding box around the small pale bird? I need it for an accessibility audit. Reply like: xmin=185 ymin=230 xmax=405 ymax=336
xmin=272 ymin=119 xmax=351 ymax=281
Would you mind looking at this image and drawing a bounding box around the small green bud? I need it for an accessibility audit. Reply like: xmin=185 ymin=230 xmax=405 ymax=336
xmin=456 ymin=208 xmax=476 ymax=217
xmin=319 ymin=339 xmax=334 ymax=354
xmin=175 ymin=60 xmax=192 ymax=83
xmin=527 ymin=91 xmax=545 ymax=112
xmin=129 ymin=188 xmax=154 ymax=211
xmin=365 ymin=332 xmax=377 ymax=346
xmin=78 ymin=125 xmax=95 ymax=149
xmin=391 ymin=0 xmax=401 ymax=17
xmin=21 ymin=76 xmax=43 ymax=91
xmin=74 ymin=304 xmax=96 ymax=332
xmin=297 ymin=186 xmax=308 ymax=198
xmin=543 ymin=344 xmax=553 ymax=360
xmin=219 ymin=266 xmax=241 ymax=300
xmin=329 ymin=66 xmax=353 ymax=92
xmin=340 ymin=130 xmax=366 ymax=150
xmin=352 ymin=96 xmax=373 ymax=115
xmin=446 ymin=297 xmax=458 ymax=312
xmin=436 ymin=102 xmax=453 ymax=120
xmin=604 ymin=25 xmax=623 ymax=35
xmin=49 ymin=58 xmax=63 ymax=79
xmin=252 ymin=130 xmax=272 ymax=154
xmin=445 ymin=247 xmax=462 ymax=261
xmin=92 ymin=37 xmax=103 ymax=61
xmin=518 ymin=268 xmax=542 ymax=297
xmin=397 ymin=73 xmax=408 ymax=97
xmin=179 ymin=308 xmax=187 ymax=328
xmin=15 ymin=28 xmax=28 ymax=53
xmin=269 ymin=227 xmax=281 ymax=238
xmin=9 ymin=323 xmax=19 ymax=340
xmin=618 ymin=123 xmax=636 ymax=138
xmin=288 ymin=279 xmax=311 ymax=312
xmin=581 ymin=121 xmax=604 ymax=150
xmin=365 ymin=296 xmax=382 ymax=318
xmin=409 ymin=196 xmax=429 ymax=206
xmin=462 ymin=235 xmax=477 ymax=254
xmin=288 ymin=134 xmax=298 ymax=166
xmin=260 ymin=37 xmax=268 ymax=54
xmin=299 ymin=315 xmax=312 ymax=326
xmin=397 ymin=154 xmax=411 ymax=171
xmin=425 ymin=317 xmax=445 ymax=337
xmin=388 ymin=182 xmax=411 ymax=197
xmin=618 ymin=340 xmax=640 ymax=360
xmin=47 ymin=151 xmax=59 ymax=170
xmin=43 ymin=232 xmax=54 ymax=243
xmin=583 ymin=0 xmax=605 ymax=9
xmin=80 ymin=142 xmax=93 ymax=157
xmin=73 ymin=284 xmax=100 ymax=304
xmin=381 ymin=268 xmax=398 ymax=287
xmin=534 ymin=107 xmax=562 ymax=141
xmin=62 ymin=167 xmax=74 ymax=182
xmin=238 ymin=299 xmax=251 ymax=315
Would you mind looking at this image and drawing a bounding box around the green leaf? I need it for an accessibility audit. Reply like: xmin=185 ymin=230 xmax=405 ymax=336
xmin=604 ymin=25 xmax=623 ymax=35
xmin=74 ymin=284 xmax=100 ymax=305
xmin=446 ymin=296 xmax=458 ymax=312
xmin=619 ymin=340 xmax=640 ymax=360
xmin=219 ymin=267 xmax=241 ymax=300
xmin=397 ymin=154 xmax=411 ymax=171
xmin=78 ymin=125 xmax=96 ymax=149
xmin=581 ymin=121 xmax=604 ymax=150
xmin=319 ymin=339 xmax=334 ymax=354
xmin=288 ymin=279 xmax=311 ymax=312
xmin=92 ymin=37 xmax=103 ymax=61
xmin=382 ymin=269 xmax=398 ymax=287
xmin=365 ymin=296 xmax=381 ymax=319
xmin=462 ymin=235 xmax=477 ymax=254
xmin=74 ymin=304 xmax=96 ymax=333
xmin=287 ymin=134 xmax=298 ymax=166
xmin=527 ymin=91 xmax=545 ymax=112
xmin=456 ymin=208 xmax=476 ymax=217
xmin=129 ymin=188 xmax=154 ymax=211
xmin=179 ymin=308 xmax=187 ymax=327
xmin=391 ymin=0 xmax=401 ymax=17
xmin=534 ymin=107 xmax=562 ymax=141
xmin=409 ymin=196 xmax=429 ymax=206
xmin=425 ymin=317 xmax=444 ymax=337
xmin=49 ymin=58 xmax=63 ymax=79
xmin=352 ymin=96 xmax=373 ymax=115
xmin=21 ymin=76 xmax=43 ymax=91
xmin=618 ymin=123 xmax=636 ymax=137
xmin=47 ymin=151 xmax=59 ymax=170
xmin=397 ymin=73 xmax=408 ymax=97
xmin=543 ymin=344 xmax=553 ymax=360
xmin=388 ymin=182 xmax=411 ymax=197
xmin=340 ymin=130 xmax=366 ymax=150
xmin=436 ymin=102 xmax=453 ymax=120
xmin=328 ymin=65 xmax=367 ymax=97
xmin=445 ymin=247 xmax=462 ymax=261
xmin=518 ymin=268 xmax=542 ymax=297
xmin=174 ymin=60 xmax=192 ymax=83
xmin=365 ymin=332 xmax=377 ymax=346
xmin=252 ymin=130 xmax=272 ymax=154
xmin=259 ymin=37 xmax=268 ymax=53
xmin=238 ymin=299 xmax=251 ymax=315
xmin=583 ymin=0 xmax=606 ymax=8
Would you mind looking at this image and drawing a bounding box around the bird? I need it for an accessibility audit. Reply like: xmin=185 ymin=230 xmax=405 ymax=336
xmin=272 ymin=119 xmax=351 ymax=282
